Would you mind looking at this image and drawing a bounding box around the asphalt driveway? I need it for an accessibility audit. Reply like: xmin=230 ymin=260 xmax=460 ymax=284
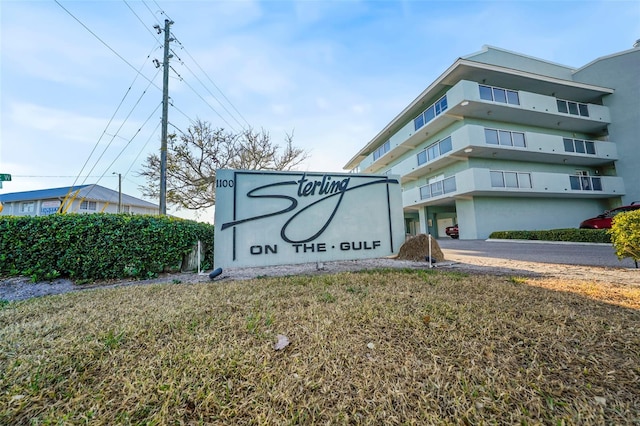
xmin=437 ymin=238 xmax=638 ymax=269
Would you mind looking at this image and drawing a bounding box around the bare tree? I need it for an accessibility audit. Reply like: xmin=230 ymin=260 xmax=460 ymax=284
xmin=138 ymin=119 xmax=308 ymax=210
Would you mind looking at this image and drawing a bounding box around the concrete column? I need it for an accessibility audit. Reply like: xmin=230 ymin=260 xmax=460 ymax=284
xmin=418 ymin=207 xmax=428 ymax=235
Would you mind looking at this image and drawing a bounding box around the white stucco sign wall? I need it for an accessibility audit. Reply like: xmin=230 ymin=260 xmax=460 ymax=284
xmin=214 ymin=169 xmax=405 ymax=269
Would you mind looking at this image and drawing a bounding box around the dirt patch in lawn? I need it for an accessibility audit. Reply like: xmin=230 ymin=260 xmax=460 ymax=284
xmin=2 ymin=244 xmax=638 ymax=302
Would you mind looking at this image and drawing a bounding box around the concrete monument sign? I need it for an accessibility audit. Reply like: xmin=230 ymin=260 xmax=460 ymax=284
xmin=214 ymin=169 xmax=404 ymax=269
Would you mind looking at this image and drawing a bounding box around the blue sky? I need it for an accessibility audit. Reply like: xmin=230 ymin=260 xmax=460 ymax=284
xmin=1 ymin=0 xmax=639 ymax=220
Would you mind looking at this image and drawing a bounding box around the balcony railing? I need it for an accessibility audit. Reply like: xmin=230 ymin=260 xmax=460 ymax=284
xmin=358 ymin=79 xmax=611 ymax=174
xmin=413 ymin=96 xmax=448 ymax=131
xmin=402 ymin=169 xmax=624 ymax=209
xmin=569 ymin=175 xmax=602 ymax=191
xmin=419 ymin=176 xmax=457 ymax=200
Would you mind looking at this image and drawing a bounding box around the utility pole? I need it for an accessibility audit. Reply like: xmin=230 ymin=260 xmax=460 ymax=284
xmin=117 ymin=173 xmax=122 ymax=213
xmin=159 ymin=19 xmax=173 ymax=215
xmin=112 ymin=172 xmax=122 ymax=213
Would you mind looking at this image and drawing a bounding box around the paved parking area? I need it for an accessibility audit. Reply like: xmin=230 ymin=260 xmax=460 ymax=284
xmin=437 ymin=238 xmax=637 ymax=269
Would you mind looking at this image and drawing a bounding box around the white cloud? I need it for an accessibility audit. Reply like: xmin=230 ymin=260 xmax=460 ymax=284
xmin=9 ymin=102 xmax=121 ymax=144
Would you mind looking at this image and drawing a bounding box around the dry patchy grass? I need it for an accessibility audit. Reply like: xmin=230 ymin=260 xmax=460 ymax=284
xmin=0 ymin=269 xmax=638 ymax=425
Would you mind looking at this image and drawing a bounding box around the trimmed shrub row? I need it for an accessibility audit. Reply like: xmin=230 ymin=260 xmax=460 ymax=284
xmin=491 ymin=215 xmax=640 ymax=264
xmin=489 ymin=228 xmax=611 ymax=244
xmin=0 ymin=214 xmax=215 ymax=282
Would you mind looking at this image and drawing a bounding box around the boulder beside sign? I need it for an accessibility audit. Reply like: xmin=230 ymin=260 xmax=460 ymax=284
xmin=214 ymin=169 xmax=405 ymax=269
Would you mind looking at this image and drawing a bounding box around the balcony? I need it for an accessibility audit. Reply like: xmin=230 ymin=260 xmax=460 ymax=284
xmin=445 ymin=80 xmax=611 ymax=134
xmin=402 ymin=168 xmax=625 ymax=209
xmin=388 ymin=125 xmax=618 ymax=183
xmin=360 ymin=80 xmax=612 ymax=174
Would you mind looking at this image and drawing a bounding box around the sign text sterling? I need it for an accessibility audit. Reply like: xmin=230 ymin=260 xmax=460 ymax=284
xmin=214 ymin=169 xmax=404 ymax=269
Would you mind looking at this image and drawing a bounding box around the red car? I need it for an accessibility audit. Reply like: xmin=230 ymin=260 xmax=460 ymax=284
xmin=445 ymin=224 xmax=459 ymax=239
xmin=579 ymin=203 xmax=640 ymax=229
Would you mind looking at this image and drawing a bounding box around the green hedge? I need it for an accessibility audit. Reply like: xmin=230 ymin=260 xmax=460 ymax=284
xmin=0 ymin=214 xmax=215 ymax=282
xmin=609 ymin=209 xmax=640 ymax=262
xmin=489 ymin=228 xmax=611 ymax=244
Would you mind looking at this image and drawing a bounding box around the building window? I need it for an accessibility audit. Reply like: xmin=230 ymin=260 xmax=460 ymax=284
xmin=563 ymin=138 xmax=596 ymax=155
xmin=416 ymin=136 xmax=453 ymax=166
xmin=431 ymin=180 xmax=443 ymax=197
xmin=518 ymin=173 xmax=532 ymax=188
xmin=490 ymin=171 xmax=504 ymax=187
xmin=20 ymin=202 xmax=35 ymax=213
xmin=419 ymin=176 xmax=456 ymax=199
xmin=427 ymin=144 xmax=439 ymax=161
xmin=490 ymin=171 xmax=532 ymax=188
xmin=419 ymin=186 xmax=429 ymax=199
xmin=512 ymin=132 xmax=526 ymax=147
xmin=569 ymin=174 xmax=602 ymax=191
xmin=440 ymin=136 xmax=453 ymax=153
xmin=80 ymin=201 xmax=97 ymax=211
xmin=484 ymin=128 xmax=526 ymax=147
xmin=578 ymin=104 xmax=589 ymax=116
xmin=556 ymin=99 xmax=589 ymax=117
xmin=479 ymin=85 xmax=520 ymax=105
xmin=443 ymin=176 xmax=456 ymax=193
xmin=413 ymin=96 xmax=448 ymax=131
xmin=485 ymin=128 xmax=499 ymax=145
xmin=414 ymin=114 xmax=424 ymax=130
xmin=479 ymin=85 xmax=493 ymax=101
xmin=372 ymin=140 xmax=391 ymax=161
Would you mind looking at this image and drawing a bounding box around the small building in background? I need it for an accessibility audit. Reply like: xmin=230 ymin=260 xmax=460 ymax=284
xmin=0 ymin=184 xmax=158 ymax=216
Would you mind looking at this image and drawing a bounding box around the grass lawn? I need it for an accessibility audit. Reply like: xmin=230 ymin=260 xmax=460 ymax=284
xmin=1 ymin=268 xmax=638 ymax=425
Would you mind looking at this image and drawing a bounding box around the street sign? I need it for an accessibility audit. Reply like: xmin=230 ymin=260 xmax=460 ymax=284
xmin=0 ymin=174 xmax=11 ymax=181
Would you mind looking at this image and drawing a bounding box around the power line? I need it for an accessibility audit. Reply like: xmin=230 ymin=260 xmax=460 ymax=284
xmin=124 ymin=121 xmax=161 ymax=177
xmin=79 ymin=102 xmax=163 ymax=203
xmin=177 ymin=72 xmax=239 ymax=132
xmin=171 ymin=36 xmax=252 ymax=129
xmin=144 ymin=2 xmax=252 ymax=132
xmin=170 ymin=60 xmax=244 ymax=132
xmin=152 ymin=0 xmax=173 ymax=22
xmin=60 ymin=43 xmax=160 ymax=206
xmin=176 ymin=34 xmax=251 ymax=127
xmin=164 ymin=42 xmax=242 ymax=131
xmin=140 ymin=0 xmax=163 ymax=27
xmin=169 ymin=102 xmax=192 ymax=123
xmin=170 ymin=47 xmax=248 ymax=131
xmin=72 ymin=64 xmax=161 ymax=192
xmin=52 ymin=1 xmax=173 ymax=214
xmin=168 ymin=121 xmax=186 ymax=135
xmin=54 ymin=1 xmax=255 ymax=213
xmin=98 ymin=102 xmax=163 ymax=184
xmin=54 ymin=0 xmax=160 ymax=91
xmin=123 ymin=0 xmax=163 ymax=46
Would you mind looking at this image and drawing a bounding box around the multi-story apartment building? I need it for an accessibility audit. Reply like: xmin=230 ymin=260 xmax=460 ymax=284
xmin=344 ymin=45 xmax=640 ymax=239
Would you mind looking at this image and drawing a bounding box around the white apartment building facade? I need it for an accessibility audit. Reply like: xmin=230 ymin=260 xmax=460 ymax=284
xmin=344 ymin=45 xmax=640 ymax=239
